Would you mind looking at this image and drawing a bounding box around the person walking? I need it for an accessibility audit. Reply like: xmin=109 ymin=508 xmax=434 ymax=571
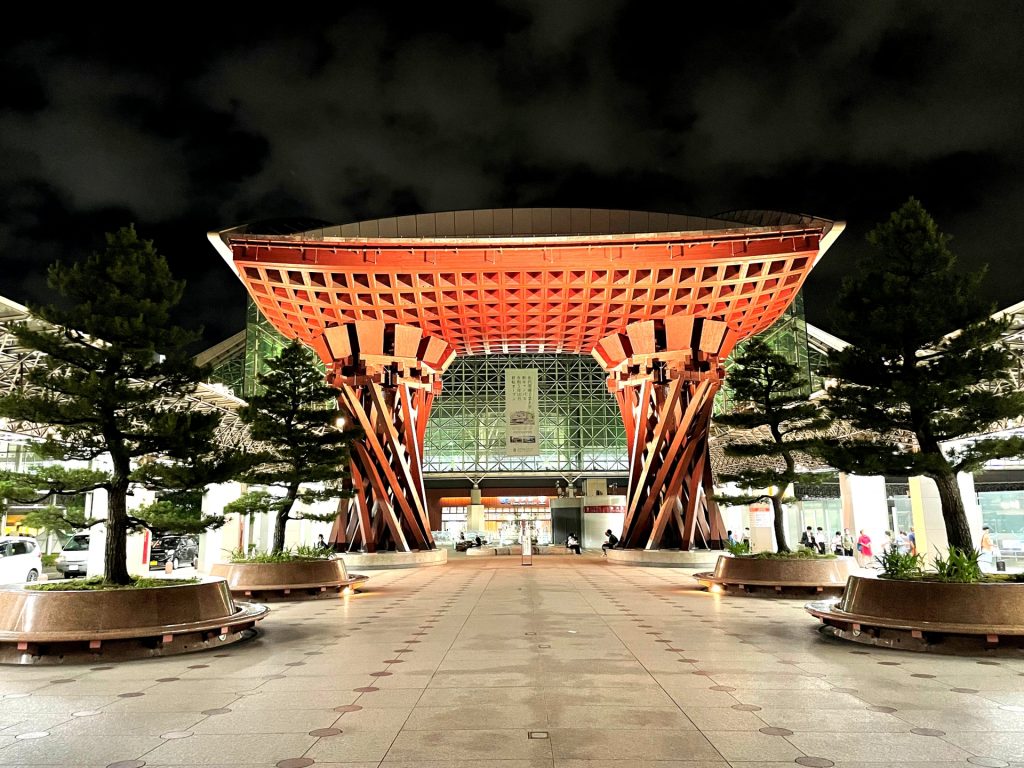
xmin=816 ymin=527 xmax=827 ymax=554
xmin=831 ymin=531 xmax=843 ymax=556
xmin=856 ymin=530 xmax=872 ymax=567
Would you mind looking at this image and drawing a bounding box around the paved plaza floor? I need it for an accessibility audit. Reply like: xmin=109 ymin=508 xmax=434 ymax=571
xmin=2 ymin=554 xmax=1024 ymax=768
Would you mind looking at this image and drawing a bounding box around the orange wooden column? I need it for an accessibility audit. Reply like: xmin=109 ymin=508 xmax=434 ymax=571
xmin=313 ymin=321 xmax=455 ymax=553
xmin=592 ymin=318 xmax=734 ymax=550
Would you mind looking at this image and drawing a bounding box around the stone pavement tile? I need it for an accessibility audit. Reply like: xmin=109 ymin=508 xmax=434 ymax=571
xmin=666 ymin=688 xmax=745 ymax=707
xmin=0 ymin=681 xmax=49 ymax=695
xmin=540 ymin=686 xmax=676 ymax=707
xmin=943 ymin=730 xmax=1024 ymax=761
xmin=385 ymin=728 xmax=552 ymax=762
xmin=704 ymin=673 xmax=833 ymax=691
xmin=101 ymin=691 xmax=241 ymax=713
xmin=756 ymin=707 xmax=909 ymax=733
xmin=859 ymin=689 xmax=1004 ymax=711
xmin=142 ymin=732 xmax=318 ymax=765
xmin=701 ymin=730 xmax=802 ymax=761
xmin=144 ymin=677 xmax=267 ymax=695
xmin=404 ymin=703 xmax=547 ymax=730
xmin=189 ymin=707 xmax=340 ymax=733
xmin=682 ymin=706 xmax=765 ymax=731
xmin=546 ymin=705 xmax=695 ymax=730
xmin=45 ymin=710 xmax=204 ymax=737
xmin=788 ymin=731 xmax=975 ymax=762
xmin=896 ymin=708 xmax=1024 ymax=732
xmin=732 ymin=689 xmax=868 ymax=710
xmin=416 ymin=687 xmax=545 ymax=707
xmin=427 ymin=670 xmax=542 ymax=688
xmin=0 ymin=733 xmax=163 ymax=765
xmin=553 ymin=762 xmax=728 ymax=768
xmin=0 ymin=694 xmax=118 ymax=715
xmin=549 ymin=728 xmax=720 ymax=761
xmin=305 ymin=727 xmax=403 ymax=762
xmin=225 ymin=690 xmax=341 ymax=711
xmin=384 ymin=761 xmax=552 ymax=768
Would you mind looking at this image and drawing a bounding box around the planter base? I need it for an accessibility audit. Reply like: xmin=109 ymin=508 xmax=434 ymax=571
xmin=339 ymin=549 xmax=447 ymax=569
xmin=605 ymin=549 xmax=721 ymax=568
xmin=696 ymin=554 xmax=853 ymax=597
xmin=0 ymin=579 xmax=268 ymax=665
xmin=210 ymin=560 xmax=368 ymax=602
xmin=806 ymin=575 xmax=1024 ymax=655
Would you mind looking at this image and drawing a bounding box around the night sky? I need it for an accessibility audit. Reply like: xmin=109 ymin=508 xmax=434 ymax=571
xmin=2 ymin=3 xmax=1022 ymax=349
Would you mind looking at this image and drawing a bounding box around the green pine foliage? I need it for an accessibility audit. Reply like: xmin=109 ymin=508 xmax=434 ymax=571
xmin=815 ymin=199 xmax=1024 ymax=551
xmin=713 ymin=338 xmax=830 ymax=552
xmin=237 ymin=341 xmax=361 ymax=552
xmin=0 ymin=226 xmax=243 ymax=584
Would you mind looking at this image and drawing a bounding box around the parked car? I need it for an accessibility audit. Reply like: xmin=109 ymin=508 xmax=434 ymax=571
xmin=148 ymin=535 xmax=199 ymax=571
xmin=0 ymin=536 xmax=43 ymax=583
xmin=55 ymin=532 xmax=90 ymax=578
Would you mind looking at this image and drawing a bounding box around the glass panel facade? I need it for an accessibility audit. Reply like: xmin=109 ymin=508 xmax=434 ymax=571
xmin=423 ymin=353 xmax=627 ymax=475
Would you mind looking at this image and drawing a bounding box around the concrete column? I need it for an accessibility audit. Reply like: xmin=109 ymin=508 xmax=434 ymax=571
xmin=200 ymin=482 xmax=244 ymax=573
xmin=909 ymin=472 xmax=983 ymax=559
xmin=839 ymin=473 xmax=888 ymax=548
xmin=85 ymin=489 xmax=108 ymax=578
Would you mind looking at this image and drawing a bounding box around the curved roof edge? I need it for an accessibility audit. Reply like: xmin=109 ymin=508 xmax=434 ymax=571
xmin=213 ymin=207 xmax=837 ymax=244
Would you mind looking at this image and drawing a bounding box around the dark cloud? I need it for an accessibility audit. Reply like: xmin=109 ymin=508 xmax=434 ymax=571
xmin=1 ymin=1 xmax=1022 ymax=348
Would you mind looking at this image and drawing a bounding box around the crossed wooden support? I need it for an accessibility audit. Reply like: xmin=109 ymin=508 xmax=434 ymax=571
xmin=312 ymin=321 xmax=456 ymax=553
xmin=592 ymin=317 xmax=737 ymax=550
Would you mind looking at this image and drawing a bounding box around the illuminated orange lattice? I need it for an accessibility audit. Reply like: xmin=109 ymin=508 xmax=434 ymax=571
xmin=214 ymin=209 xmax=840 ymax=359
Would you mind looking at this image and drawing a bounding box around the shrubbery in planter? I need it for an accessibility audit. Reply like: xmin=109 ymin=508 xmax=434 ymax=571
xmin=227 ymin=545 xmax=334 ymax=564
xmin=26 ymin=576 xmax=199 ymax=592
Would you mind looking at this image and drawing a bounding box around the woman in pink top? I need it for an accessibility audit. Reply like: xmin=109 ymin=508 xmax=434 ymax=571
xmin=856 ymin=530 xmax=873 ymax=567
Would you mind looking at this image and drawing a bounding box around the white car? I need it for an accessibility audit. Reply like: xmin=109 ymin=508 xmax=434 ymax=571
xmin=0 ymin=536 xmax=43 ymax=583
xmin=56 ymin=533 xmax=90 ymax=578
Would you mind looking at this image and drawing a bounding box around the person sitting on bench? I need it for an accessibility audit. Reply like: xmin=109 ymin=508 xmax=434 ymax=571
xmin=566 ymin=533 xmax=582 ymax=555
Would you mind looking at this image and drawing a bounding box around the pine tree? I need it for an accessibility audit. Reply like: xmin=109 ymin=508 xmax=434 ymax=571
xmin=0 ymin=226 xmax=242 ymax=583
xmin=714 ymin=338 xmax=829 ymax=552
xmin=818 ymin=199 xmax=1024 ymax=551
xmin=237 ymin=341 xmax=360 ymax=553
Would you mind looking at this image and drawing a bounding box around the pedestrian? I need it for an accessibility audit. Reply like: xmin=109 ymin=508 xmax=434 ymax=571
xmin=908 ymin=527 xmax=917 ymax=556
xmin=316 ymin=533 xmax=330 ymax=550
xmin=567 ymin=533 xmax=582 ymax=555
xmin=841 ymin=528 xmax=855 ymax=557
xmin=831 ymin=531 xmax=843 ymax=556
xmin=881 ymin=530 xmax=893 ymax=553
xmin=856 ymin=529 xmax=872 ymax=567
xmin=979 ymin=525 xmax=995 ymax=572
xmin=816 ymin=527 xmax=827 ymax=554
xmin=727 ymin=530 xmax=737 ymax=546
xmin=602 ymin=529 xmax=619 ymax=556
xmin=742 ymin=528 xmax=751 ymax=550
xmin=896 ymin=530 xmax=911 ymax=555
xmin=799 ymin=526 xmax=815 ymax=550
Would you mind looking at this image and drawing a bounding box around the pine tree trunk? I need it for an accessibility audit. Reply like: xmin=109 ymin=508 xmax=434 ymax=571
xmin=104 ymin=481 xmax=131 ymax=585
xmin=271 ymin=485 xmax=299 ymax=553
xmin=771 ymin=493 xmax=790 ymax=552
xmin=934 ymin=469 xmax=974 ymax=552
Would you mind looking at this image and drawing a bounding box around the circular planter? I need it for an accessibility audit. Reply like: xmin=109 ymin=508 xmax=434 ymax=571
xmin=696 ymin=554 xmax=854 ymax=597
xmin=210 ymin=559 xmax=368 ymax=601
xmin=0 ymin=578 xmax=268 ymax=665
xmin=605 ymin=548 xmax=721 ymax=568
xmin=339 ymin=549 xmax=447 ymax=569
xmin=806 ymin=575 xmax=1024 ymax=653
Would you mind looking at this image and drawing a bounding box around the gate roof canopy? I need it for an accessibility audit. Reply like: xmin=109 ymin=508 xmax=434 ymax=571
xmin=211 ymin=208 xmax=842 ymax=359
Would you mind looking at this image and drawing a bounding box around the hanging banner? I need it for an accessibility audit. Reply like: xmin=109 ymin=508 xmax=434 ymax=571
xmin=505 ymin=368 xmax=540 ymax=456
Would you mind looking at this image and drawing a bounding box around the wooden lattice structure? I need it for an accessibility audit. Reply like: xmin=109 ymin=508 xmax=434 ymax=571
xmin=212 ymin=208 xmax=841 ymax=551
